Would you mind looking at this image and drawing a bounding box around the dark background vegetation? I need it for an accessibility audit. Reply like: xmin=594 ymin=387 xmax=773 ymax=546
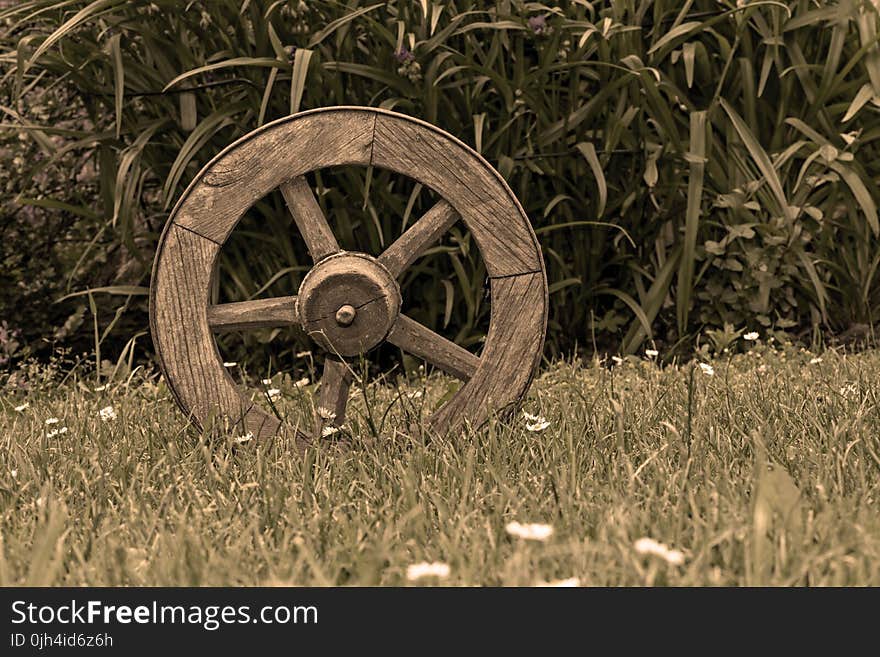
xmin=3 ymin=0 xmax=880 ymax=375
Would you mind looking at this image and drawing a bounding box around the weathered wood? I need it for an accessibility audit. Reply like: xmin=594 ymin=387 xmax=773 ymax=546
xmin=386 ymin=314 xmax=479 ymax=381
xmin=207 ymin=296 xmax=299 ymax=332
xmin=150 ymin=224 xmax=280 ymax=439
xmin=297 ymin=252 xmax=400 ymax=357
xmin=152 ymin=107 xmax=548 ymax=443
xmin=378 ymin=199 xmax=459 ymax=278
xmin=314 ymin=357 xmax=351 ymax=439
xmin=173 ymin=108 xmax=374 ymax=244
xmin=371 ymin=113 xmax=543 ymax=278
xmin=280 ymin=176 xmax=339 ymax=262
xmin=427 ymin=271 xmax=547 ymax=435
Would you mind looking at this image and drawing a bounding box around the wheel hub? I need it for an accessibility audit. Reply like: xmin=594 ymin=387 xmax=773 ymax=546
xmin=297 ymin=252 xmax=401 ymax=357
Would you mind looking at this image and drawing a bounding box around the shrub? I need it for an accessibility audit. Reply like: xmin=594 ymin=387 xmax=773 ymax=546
xmin=2 ymin=0 xmax=880 ymax=368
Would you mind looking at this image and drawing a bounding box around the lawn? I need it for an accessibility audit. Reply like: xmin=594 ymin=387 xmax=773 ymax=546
xmin=1 ymin=342 xmax=878 ymax=586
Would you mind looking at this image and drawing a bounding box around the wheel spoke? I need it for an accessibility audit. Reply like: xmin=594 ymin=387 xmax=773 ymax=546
xmin=386 ymin=314 xmax=479 ymax=381
xmin=280 ymin=176 xmax=340 ymax=263
xmin=314 ymin=357 xmax=351 ymax=438
xmin=378 ymin=199 xmax=459 ymax=278
xmin=207 ymin=296 xmax=298 ymax=332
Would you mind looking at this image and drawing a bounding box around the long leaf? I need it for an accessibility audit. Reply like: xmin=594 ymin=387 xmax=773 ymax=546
xmin=720 ymin=99 xmax=792 ymax=221
xmin=575 ymin=142 xmax=607 ymax=218
xmin=307 ymin=3 xmax=386 ymax=48
xmin=828 ymin=161 xmax=880 ymax=235
xmin=57 ymin=285 xmax=149 ymax=302
xmin=677 ymin=111 xmax=708 ymax=336
xmin=647 ymin=21 xmax=703 ymax=56
xmin=622 ymin=248 xmax=682 ymax=354
xmin=163 ymin=57 xmax=283 ymax=92
xmin=108 ymin=32 xmax=123 ymax=139
xmin=25 ymin=0 xmax=124 ymax=69
xmin=596 ymin=287 xmax=654 ymax=344
xmin=290 ymin=48 xmax=313 ymax=115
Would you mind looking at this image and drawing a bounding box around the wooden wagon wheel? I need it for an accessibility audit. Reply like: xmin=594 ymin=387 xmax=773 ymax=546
xmin=150 ymin=107 xmax=547 ymax=441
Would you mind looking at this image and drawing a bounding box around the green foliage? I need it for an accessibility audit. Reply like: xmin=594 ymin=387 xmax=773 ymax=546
xmin=0 ymin=75 xmax=131 ymax=363
xmin=4 ymin=0 xmax=880 ymax=366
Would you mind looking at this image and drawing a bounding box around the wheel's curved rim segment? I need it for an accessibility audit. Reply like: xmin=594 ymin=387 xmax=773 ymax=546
xmin=149 ymin=107 xmax=548 ymax=439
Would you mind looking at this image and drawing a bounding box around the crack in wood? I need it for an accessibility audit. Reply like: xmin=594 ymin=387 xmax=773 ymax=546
xmin=172 ymin=221 xmax=224 ymax=246
xmin=302 ymin=293 xmax=389 ymax=325
xmin=488 ymin=269 xmax=544 ymax=280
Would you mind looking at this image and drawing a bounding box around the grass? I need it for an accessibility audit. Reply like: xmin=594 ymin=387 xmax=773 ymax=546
xmin=1 ymin=341 xmax=879 ymax=586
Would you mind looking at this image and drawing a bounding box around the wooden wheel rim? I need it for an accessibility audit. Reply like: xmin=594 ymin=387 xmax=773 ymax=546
xmin=150 ymin=107 xmax=548 ymax=440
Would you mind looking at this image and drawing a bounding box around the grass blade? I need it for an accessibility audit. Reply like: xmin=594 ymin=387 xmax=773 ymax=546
xmin=575 ymin=142 xmax=607 ymax=218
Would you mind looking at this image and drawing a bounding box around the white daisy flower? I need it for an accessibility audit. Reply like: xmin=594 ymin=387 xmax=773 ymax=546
xmin=839 ymin=384 xmax=857 ymax=398
xmin=699 ymin=363 xmax=715 ymax=376
xmin=743 ymin=331 xmax=759 ymax=341
xmin=505 ymin=521 xmax=554 ymax=541
xmin=645 ymin=349 xmax=659 ymax=358
xmin=46 ymin=427 xmax=68 ymax=438
xmin=98 ymin=405 xmax=117 ymax=422
xmin=266 ymin=388 xmax=282 ymax=401
xmin=406 ymin=562 xmax=451 ymax=581
xmin=261 ymin=378 xmax=273 ymax=385
xmin=634 ymin=537 xmax=686 ymax=566
xmin=14 ymin=403 xmax=28 ymax=412
xmin=317 ymin=406 xmax=336 ymax=421
xmin=234 ymin=432 xmax=254 ymax=445
xmin=522 ymin=410 xmax=542 ymax=422
xmin=44 ymin=417 xmax=59 ymax=425
xmin=526 ymin=420 xmax=551 ymax=432
xmin=321 ymin=425 xmax=340 ymax=438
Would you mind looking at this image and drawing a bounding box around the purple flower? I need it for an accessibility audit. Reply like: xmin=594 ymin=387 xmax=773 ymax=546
xmin=528 ymin=14 xmax=547 ymax=34
xmin=394 ymin=47 xmax=414 ymax=63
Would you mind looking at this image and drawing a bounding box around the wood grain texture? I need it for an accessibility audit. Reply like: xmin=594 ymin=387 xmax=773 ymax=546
xmin=207 ymin=296 xmax=299 ymax=332
xmin=150 ymin=224 xmax=280 ymax=439
xmin=297 ymin=252 xmax=400 ymax=357
xmin=280 ymin=176 xmax=339 ymax=262
xmin=427 ymin=271 xmax=547 ymax=435
xmin=315 ymin=357 xmax=351 ymax=438
xmin=386 ymin=314 xmax=479 ymax=381
xmin=378 ymin=199 xmax=459 ymax=278
xmin=371 ymin=113 xmax=543 ymax=278
xmin=173 ymin=109 xmax=374 ymax=244
xmin=153 ymin=107 xmax=548 ymax=442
